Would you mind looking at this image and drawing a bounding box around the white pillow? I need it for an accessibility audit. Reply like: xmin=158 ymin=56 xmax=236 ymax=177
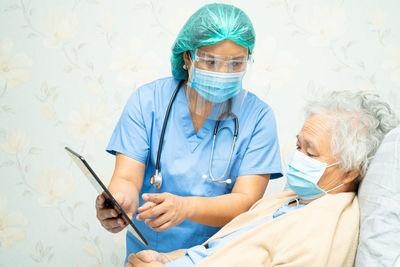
xmin=355 ymin=126 xmax=400 ymax=267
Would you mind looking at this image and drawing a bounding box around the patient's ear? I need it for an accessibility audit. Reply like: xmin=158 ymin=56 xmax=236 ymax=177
xmin=343 ymin=169 xmax=360 ymax=184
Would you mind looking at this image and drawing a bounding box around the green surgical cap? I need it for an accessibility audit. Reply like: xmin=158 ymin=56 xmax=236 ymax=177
xmin=171 ymin=3 xmax=256 ymax=80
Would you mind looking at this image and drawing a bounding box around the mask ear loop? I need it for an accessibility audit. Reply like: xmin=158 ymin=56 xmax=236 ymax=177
xmin=321 ymin=162 xmax=343 ymax=193
xmin=325 ymin=156 xmax=375 ymax=193
xmin=325 ymin=183 xmax=344 ymax=193
xmin=326 ymin=162 xmax=339 ymax=168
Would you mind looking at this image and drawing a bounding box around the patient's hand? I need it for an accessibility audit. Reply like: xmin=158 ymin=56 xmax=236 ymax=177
xmin=137 ymin=250 xmax=168 ymax=263
xmin=125 ymin=251 xmax=166 ymax=267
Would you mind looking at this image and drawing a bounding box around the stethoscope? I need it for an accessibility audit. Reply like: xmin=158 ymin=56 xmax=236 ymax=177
xmin=150 ymin=80 xmax=239 ymax=190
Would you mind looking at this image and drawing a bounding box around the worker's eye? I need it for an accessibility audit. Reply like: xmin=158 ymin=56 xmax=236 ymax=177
xmin=205 ymin=59 xmax=216 ymax=66
xmin=232 ymin=61 xmax=244 ymax=68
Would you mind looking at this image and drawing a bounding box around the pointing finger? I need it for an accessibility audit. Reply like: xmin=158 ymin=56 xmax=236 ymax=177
xmin=136 ymin=204 xmax=166 ymax=221
xmin=152 ymin=221 xmax=173 ymax=232
xmin=145 ymin=213 xmax=169 ymax=229
xmin=137 ymin=201 xmax=156 ymax=212
xmin=142 ymin=193 xmax=166 ymax=204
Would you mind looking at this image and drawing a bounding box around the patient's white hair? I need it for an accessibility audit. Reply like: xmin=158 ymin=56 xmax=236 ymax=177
xmin=305 ymin=90 xmax=399 ymax=181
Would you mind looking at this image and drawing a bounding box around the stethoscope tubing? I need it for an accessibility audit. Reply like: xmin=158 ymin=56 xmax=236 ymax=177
xmin=155 ymin=80 xmax=184 ymax=171
xmin=152 ymin=80 xmax=238 ymax=189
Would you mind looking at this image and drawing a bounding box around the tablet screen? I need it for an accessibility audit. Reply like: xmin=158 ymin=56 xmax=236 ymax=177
xmin=65 ymin=146 xmax=148 ymax=246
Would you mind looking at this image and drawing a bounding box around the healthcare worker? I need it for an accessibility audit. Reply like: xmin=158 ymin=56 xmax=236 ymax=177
xmin=96 ymin=3 xmax=282 ymax=261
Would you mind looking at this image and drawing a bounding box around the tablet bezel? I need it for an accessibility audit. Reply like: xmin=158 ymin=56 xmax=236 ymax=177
xmin=65 ymin=146 xmax=148 ymax=246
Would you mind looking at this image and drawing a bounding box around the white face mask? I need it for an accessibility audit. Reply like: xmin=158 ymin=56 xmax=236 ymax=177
xmin=286 ymin=150 xmax=344 ymax=200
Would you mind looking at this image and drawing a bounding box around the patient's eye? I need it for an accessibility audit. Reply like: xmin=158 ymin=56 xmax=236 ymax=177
xmin=306 ymin=150 xmax=319 ymax=158
xmin=295 ymin=144 xmax=301 ymax=150
xmin=306 ymin=152 xmax=316 ymax=157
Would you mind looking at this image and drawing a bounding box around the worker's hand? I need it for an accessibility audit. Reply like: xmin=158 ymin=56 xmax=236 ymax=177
xmin=95 ymin=192 xmax=136 ymax=233
xmin=136 ymin=193 xmax=189 ymax=232
xmin=126 ymin=252 xmax=165 ymax=267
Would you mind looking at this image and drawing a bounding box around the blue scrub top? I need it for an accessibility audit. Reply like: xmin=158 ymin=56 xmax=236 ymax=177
xmin=106 ymin=77 xmax=282 ymax=258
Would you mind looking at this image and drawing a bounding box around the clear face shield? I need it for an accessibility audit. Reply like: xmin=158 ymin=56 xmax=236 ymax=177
xmin=186 ymin=49 xmax=251 ymax=121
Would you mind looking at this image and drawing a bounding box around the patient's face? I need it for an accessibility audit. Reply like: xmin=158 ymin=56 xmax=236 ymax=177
xmin=296 ymin=114 xmax=349 ymax=191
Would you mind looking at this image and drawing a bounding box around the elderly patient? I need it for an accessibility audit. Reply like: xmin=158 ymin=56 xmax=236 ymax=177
xmin=126 ymin=90 xmax=398 ymax=267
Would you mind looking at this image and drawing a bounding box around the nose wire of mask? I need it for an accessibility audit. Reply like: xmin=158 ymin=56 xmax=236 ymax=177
xmin=286 ymin=150 xmax=342 ymax=200
xmin=188 ymin=68 xmax=246 ymax=103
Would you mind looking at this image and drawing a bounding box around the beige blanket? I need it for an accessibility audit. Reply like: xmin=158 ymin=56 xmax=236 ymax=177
xmin=166 ymin=191 xmax=359 ymax=267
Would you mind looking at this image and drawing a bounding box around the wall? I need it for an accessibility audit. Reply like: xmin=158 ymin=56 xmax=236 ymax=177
xmin=1 ymin=0 xmax=399 ymax=266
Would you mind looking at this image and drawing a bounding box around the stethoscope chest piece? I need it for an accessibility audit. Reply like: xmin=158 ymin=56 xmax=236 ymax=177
xmin=150 ymin=170 xmax=162 ymax=190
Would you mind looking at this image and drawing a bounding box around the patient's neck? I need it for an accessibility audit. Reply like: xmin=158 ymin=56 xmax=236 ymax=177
xmin=298 ymin=198 xmax=313 ymax=205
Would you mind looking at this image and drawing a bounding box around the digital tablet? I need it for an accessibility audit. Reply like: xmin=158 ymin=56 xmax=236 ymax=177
xmin=65 ymin=146 xmax=148 ymax=246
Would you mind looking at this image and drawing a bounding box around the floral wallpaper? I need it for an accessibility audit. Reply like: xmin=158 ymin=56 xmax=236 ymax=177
xmin=1 ymin=0 xmax=399 ymax=266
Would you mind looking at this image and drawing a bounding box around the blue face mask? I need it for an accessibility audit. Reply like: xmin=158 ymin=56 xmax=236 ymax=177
xmin=286 ymin=150 xmax=343 ymax=200
xmin=188 ymin=67 xmax=245 ymax=103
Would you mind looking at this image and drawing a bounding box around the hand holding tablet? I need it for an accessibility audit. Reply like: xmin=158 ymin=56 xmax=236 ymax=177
xmin=65 ymin=146 xmax=148 ymax=246
xmin=95 ymin=192 xmax=131 ymax=233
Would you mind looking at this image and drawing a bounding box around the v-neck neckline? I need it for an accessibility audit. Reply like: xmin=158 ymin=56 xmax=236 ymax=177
xmin=175 ymin=82 xmax=214 ymax=152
